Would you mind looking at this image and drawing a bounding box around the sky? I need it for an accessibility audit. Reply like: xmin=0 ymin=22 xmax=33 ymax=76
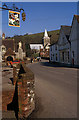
xmin=1 ymin=2 xmax=77 ymax=37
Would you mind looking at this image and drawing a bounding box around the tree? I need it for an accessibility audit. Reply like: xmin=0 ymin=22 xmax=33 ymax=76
xmin=25 ymin=43 xmax=31 ymax=57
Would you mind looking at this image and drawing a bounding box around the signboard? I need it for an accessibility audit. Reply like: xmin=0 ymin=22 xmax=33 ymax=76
xmin=9 ymin=11 xmax=20 ymax=27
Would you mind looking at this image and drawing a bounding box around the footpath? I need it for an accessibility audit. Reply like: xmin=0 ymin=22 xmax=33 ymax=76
xmin=2 ymin=66 xmax=16 ymax=119
xmin=2 ymin=62 xmax=35 ymax=119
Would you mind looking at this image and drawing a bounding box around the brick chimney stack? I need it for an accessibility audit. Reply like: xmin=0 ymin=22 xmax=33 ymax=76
xmin=2 ymin=33 xmax=5 ymax=40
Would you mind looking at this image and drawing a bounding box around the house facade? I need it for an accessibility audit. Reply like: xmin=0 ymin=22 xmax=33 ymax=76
xmin=50 ymin=43 xmax=59 ymax=62
xmin=50 ymin=15 xmax=79 ymax=66
xmin=58 ymin=26 xmax=71 ymax=64
xmin=69 ymin=15 xmax=79 ymax=65
xmin=30 ymin=44 xmax=43 ymax=50
xmin=1 ymin=34 xmax=26 ymax=61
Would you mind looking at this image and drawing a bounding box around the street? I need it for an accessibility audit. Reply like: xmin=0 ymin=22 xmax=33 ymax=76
xmin=27 ymin=60 xmax=77 ymax=118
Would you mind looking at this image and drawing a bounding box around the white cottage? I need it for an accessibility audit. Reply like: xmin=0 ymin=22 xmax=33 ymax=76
xmin=69 ymin=15 xmax=79 ymax=66
xmin=30 ymin=44 xmax=43 ymax=50
xmin=50 ymin=42 xmax=59 ymax=62
xmin=50 ymin=15 xmax=79 ymax=66
xmin=50 ymin=26 xmax=71 ymax=64
xmin=49 ymin=30 xmax=59 ymax=62
xmin=58 ymin=25 xmax=71 ymax=64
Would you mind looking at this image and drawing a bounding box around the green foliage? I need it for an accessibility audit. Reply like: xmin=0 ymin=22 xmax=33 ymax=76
xmin=32 ymin=52 xmax=39 ymax=58
xmin=25 ymin=43 xmax=32 ymax=57
xmin=13 ymin=29 xmax=60 ymax=44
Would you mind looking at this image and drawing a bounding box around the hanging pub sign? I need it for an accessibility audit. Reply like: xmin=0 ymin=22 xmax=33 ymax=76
xmin=9 ymin=10 xmax=20 ymax=27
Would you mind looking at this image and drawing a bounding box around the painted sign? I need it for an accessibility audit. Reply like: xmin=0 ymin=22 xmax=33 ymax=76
xmin=9 ymin=11 xmax=20 ymax=27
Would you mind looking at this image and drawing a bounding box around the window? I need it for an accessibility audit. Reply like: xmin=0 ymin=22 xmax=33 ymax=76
xmin=68 ymin=51 xmax=69 ymax=62
xmin=63 ymin=37 xmax=64 ymax=40
xmin=62 ymin=52 xmax=64 ymax=62
xmin=51 ymin=56 xmax=53 ymax=60
xmin=56 ymin=54 xmax=57 ymax=61
xmin=1 ymin=46 xmax=6 ymax=52
xmin=51 ymin=47 xmax=52 ymax=51
xmin=62 ymin=37 xmax=64 ymax=43
xmin=72 ymin=51 xmax=74 ymax=58
xmin=55 ymin=45 xmax=57 ymax=50
xmin=2 ymin=48 xmax=5 ymax=51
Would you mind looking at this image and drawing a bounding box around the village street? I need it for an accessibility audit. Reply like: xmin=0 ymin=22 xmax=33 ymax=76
xmin=27 ymin=60 xmax=77 ymax=118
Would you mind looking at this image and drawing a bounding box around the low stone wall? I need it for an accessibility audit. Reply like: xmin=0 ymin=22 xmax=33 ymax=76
xmin=2 ymin=90 xmax=15 ymax=111
xmin=13 ymin=63 xmax=35 ymax=119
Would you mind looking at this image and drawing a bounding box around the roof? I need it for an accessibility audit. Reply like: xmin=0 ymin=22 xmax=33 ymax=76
xmin=49 ymin=41 xmax=58 ymax=46
xmin=50 ymin=26 xmax=71 ymax=47
xmin=2 ymin=39 xmax=14 ymax=51
xmin=61 ymin=25 xmax=71 ymax=43
xmin=44 ymin=29 xmax=48 ymax=37
xmin=50 ymin=30 xmax=60 ymax=45
xmin=4 ymin=48 xmax=15 ymax=56
xmin=61 ymin=25 xmax=71 ymax=36
xmin=74 ymin=15 xmax=79 ymax=23
xmin=30 ymin=44 xmax=43 ymax=45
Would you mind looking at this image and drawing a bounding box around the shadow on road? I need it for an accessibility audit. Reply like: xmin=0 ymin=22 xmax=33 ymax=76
xmin=40 ymin=61 xmax=79 ymax=69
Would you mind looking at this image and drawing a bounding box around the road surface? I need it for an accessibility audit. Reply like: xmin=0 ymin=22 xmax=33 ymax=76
xmin=27 ymin=60 xmax=77 ymax=118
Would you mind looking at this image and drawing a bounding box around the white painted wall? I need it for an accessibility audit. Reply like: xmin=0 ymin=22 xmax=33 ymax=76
xmin=50 ymin=44 xmax=59 ymax=62
xmin=50 ymin=16 xmax=79 ymax=66
xmin=69 ymin=16 xmax=79 ymax=65
xmin=30 ymin=44 xmax=43 ymax=50
xmin=58 ymin=27 xmax=71 ymax=64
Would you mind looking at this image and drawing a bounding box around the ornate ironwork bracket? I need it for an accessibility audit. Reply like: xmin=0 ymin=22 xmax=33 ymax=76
xmin=0 ymin=3 xmax=26 ymax=21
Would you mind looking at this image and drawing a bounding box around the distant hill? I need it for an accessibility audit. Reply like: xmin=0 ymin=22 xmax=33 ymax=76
xmin=12 ymin=29 xmax=60 ymax=45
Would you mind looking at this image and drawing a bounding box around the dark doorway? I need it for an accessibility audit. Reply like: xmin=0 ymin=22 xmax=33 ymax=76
xmin=7 ymin=56 xmax=13 ymax=61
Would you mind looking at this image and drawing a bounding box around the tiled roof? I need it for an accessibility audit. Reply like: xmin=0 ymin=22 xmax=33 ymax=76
xmin=49 ymin=41 xmax=58 ymax=46
xmin=4 ymin=48 xmax=15 ymax=56
xmin=50 ymin=30 xmax=60 ymax=45
xmin=2 ymin=39 xmax=14 ymax=51
xmin=61 ymin=25 xmax=71 ymax=36
xmin=74 ymin=15 xmax=79 ymax=23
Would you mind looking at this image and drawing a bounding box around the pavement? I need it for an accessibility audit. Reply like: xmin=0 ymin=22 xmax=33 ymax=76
xmin=2 ymin=67 xmax=15 ymax=91
xmin=27 ymin=59 xmax=77 ymax=118
xmin=1 ymin=65 xmax=16 ymax=119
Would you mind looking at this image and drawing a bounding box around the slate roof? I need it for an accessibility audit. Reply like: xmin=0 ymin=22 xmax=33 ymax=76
xmin=61 ymin=25 xmax=71 ymax=36
xmin=4 ymin=48 xmax=15 ymax=56
xmin=49 ymin=30 xmax=60 ymax=46
xmin=2 ymin=39 xmax=14 ymax=51
xmin=61 ymin=25 xmax=71 ymax=44
xmin=74 ymin=15 xmax=79 ymax=23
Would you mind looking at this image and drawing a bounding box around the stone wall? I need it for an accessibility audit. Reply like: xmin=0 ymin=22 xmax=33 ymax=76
xmin=2 ymin=63 xmax=35 ymax=119
xmin=13 ymin=63 xmax=35 ymax=119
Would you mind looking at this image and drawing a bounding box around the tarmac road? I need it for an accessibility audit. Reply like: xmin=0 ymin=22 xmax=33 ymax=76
xmin=27 ymin=60 xmax=77 ymax=118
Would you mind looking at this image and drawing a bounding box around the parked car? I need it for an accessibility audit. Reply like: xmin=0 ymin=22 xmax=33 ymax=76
xmin=36 ymin=57 xmax=41 ymax=61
